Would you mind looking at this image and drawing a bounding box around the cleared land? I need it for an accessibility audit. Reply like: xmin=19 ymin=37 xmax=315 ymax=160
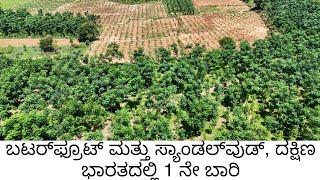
xmin=53 ymin=0 xmax=269 ymax=60
xmin=1 ymin=0 xmax=269 ymax=60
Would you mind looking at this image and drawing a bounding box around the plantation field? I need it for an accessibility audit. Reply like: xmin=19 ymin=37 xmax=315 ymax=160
xmin=192 ymin=0 xmax=244 ymax=7
xmin=0 ymin=0 xmax=268 ymax=60
xmin=55 ymin=0 xmax=268 ymax=60
xmin=1 ymin=0 xmax=320 ymax=141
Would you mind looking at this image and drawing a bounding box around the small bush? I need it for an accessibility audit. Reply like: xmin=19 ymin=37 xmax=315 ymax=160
xmin=156 ymin=47 xmax=171 ymax=61
xmin=102 ymin=43 xmax=124 ymax=61
xmin=254 ymin=0 xmax=264 ymax=9
xmin=85 ymin=131 xmax=104 ymax=140
xmin=39 ymin=35 xmax=54 ymax=52
xmin=218 ymin=37 xmax=236 ymax=50
xmin=133 ymin=47 xmax=145 ymax=60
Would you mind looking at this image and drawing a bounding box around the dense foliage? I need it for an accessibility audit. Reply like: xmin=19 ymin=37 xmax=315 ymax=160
xmin=263 ymin=0 xmax=320 ymax=33
xmin=163 ymin=0 xmax=195 ymax=15
xmin=0 ymin=8 xmax=99 ymax=42
xmin=0 ymin=0 xmax=320 ymax=140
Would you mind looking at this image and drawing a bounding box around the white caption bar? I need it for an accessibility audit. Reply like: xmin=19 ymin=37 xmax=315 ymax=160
xmin=0 ymin=141 xmax=318 ymax=180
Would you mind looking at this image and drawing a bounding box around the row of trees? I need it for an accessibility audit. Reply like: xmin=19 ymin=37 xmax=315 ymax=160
xmin=111 ymin=0 xmax=196 ymax=15
xmin=0 ymin=8 xmax=99 ymax=42
xmin=262 ymin=0 xmax=320 ymax=33
xmin=163 ymin=0 xmax=196 ymax=15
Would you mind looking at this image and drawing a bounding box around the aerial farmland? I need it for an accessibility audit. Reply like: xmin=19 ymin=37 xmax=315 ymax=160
xmin=0 ymin=0 xmax=320 ymax=141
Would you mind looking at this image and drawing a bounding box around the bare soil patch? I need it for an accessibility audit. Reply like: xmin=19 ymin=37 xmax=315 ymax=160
xmin=62 ymin=0 xmax=268 ymax=61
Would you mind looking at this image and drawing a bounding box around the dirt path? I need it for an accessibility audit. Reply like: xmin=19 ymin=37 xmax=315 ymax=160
xmin=0 ymin=38 xmax=79 ymax=47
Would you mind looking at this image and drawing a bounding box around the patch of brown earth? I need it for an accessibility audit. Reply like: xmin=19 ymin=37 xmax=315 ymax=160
xmin=61 ymin=0 xmax=268 ymax=62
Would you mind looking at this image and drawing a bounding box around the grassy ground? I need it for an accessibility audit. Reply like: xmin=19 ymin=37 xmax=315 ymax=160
xmin=0 ymin=43 xmax=88 ymax=59
xmin=0 ymin=0 xmax=78 ymax=11
xmin=197 ymin=5 xmax=219 ymax=14
xmin=21 ymin=0 xmax=78 ymax=11
xmin=244 ymin=0 xmax=255 ymax=7
xmin=0 ymin=0 xmax=33 ymax=9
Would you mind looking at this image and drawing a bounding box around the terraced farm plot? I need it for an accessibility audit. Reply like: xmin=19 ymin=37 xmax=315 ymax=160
xmin=192 ymin=0 xmax=244 ymax=7
xmin=59 ymin=0 xmax=268 ymax=61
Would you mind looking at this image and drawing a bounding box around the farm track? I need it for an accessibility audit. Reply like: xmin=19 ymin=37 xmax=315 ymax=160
xmin=60 ymin=0 xmax=268 ymax=61
xmin=0 ymin=38 xmax=78 ymax=47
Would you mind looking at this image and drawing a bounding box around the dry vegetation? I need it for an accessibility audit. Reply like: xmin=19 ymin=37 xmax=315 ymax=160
xmin=57 ymin=0 xmax=268 ymax=60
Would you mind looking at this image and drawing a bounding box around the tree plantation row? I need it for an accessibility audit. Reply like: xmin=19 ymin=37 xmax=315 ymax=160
xmin=112 ymin=0 xmax=196 ymax=15
xmin=0 ymin=0 xmax=320 ymax=140
xmin=0 ymin=8 xmax=99 ymax=42
xmin=84 ymin=0 xmax=267 ymax=59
